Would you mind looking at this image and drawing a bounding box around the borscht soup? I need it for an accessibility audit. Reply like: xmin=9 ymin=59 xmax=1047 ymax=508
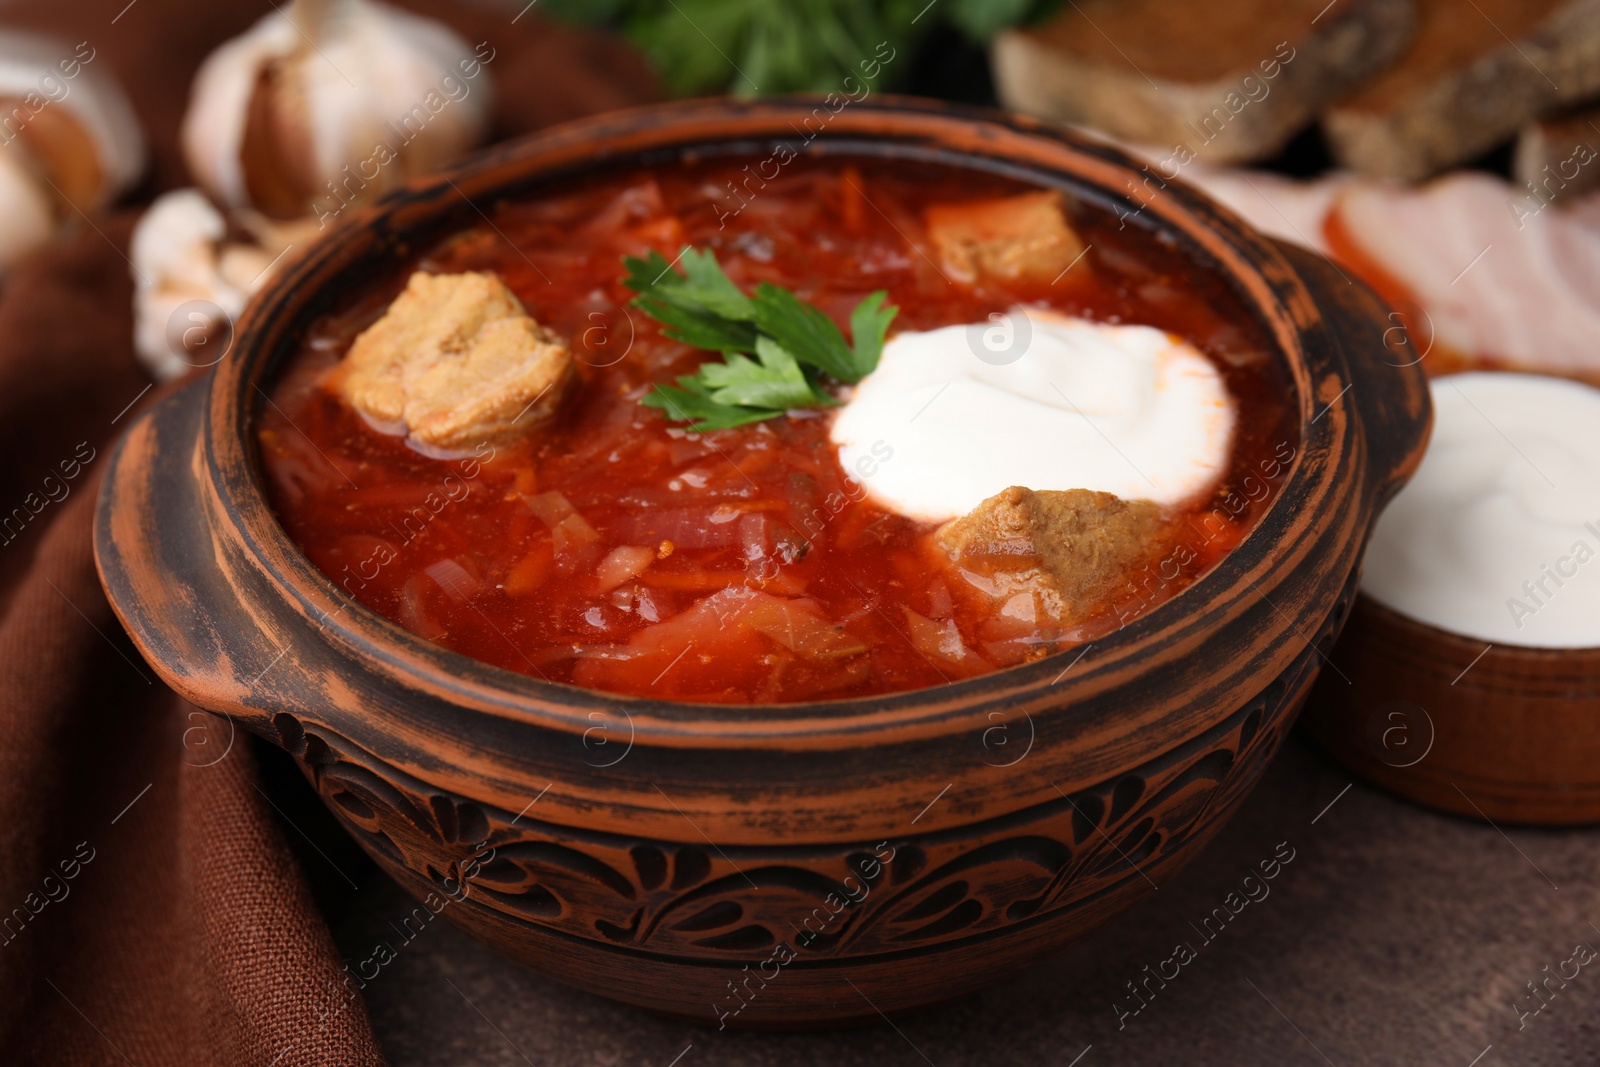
xmin=256 ymin=156 xmax=1298 ymax=704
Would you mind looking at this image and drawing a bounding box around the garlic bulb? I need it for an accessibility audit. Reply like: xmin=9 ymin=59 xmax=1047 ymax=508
xmin=181 ymin=0 xmax=492 ymax=222
xmin=130 ymin=190 xmax=316 ymax=381
xmin=0 ymin=31 xmax=145 ymax=272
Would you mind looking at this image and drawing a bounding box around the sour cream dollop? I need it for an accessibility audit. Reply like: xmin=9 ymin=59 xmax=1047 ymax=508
xmin=829 ymin=307 xmax=1236 ymax=523
xmin=1362 ymin=372 xmax=1600 ymax=649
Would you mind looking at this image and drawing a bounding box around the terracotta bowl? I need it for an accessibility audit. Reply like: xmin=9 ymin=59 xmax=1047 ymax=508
xmin=93 ymin=97 xmax=1430 ymax=1027
xmin=1303 ymin=594 xmax=1600 ymax=825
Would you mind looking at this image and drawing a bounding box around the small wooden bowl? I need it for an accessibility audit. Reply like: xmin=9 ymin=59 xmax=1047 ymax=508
xmin=1304 ymin=594 xmax=1600 ymax=825
xmin=93 ymin=97 xmax=1430 ymax=1027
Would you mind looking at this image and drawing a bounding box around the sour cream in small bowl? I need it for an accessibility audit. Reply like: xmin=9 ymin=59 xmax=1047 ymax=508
xmin=1305 ymin=372 xmax=1600 ymax=824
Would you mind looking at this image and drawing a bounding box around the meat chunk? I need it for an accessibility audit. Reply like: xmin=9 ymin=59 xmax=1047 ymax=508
xmin=935 ymin=486 xmax=1169 ymax=626
xmin=338 ymin=270 xmax=573 ymax=450
xmin=925 ymin=191 xmax=1087 ymax=284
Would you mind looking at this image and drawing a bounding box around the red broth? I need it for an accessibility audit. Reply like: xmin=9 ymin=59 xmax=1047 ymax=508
xmin=256 ymin=158 xmax=1298 ymax=704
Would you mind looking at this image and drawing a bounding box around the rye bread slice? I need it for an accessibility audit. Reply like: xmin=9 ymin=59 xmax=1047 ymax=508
xmin=1324 ymin=0 xmax=1600 ymax=180
xmin=991 ymin=0 xmax=1416 ymax=165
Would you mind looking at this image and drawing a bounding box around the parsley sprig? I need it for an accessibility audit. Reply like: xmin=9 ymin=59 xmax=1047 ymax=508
xmin=624 ymin=248 xmax=897 ymax=432
xmin=540 ymin=0 xmax=1061 ymax=97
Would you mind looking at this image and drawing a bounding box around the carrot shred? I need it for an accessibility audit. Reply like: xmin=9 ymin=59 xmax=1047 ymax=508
xmin=503 ymin=541 xmax=554 ymax=596
xmin=839 ymin=165 xmax=866 ymax=234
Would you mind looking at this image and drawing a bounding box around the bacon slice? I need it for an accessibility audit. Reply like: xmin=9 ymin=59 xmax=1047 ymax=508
xmin=1168 ymin=160 xmax=1600 ymax=379
xmin=1179 ymin=166 xmax=1351 ymax=255
xmin=1328 ymin=173 xmax=1600 ymax=377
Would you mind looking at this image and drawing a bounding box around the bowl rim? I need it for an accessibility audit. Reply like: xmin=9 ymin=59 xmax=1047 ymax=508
xmin=206 ymin=94 xmax=1331 ymax=733
xmin=1352 ymin=590 xmax=1600 ymax=669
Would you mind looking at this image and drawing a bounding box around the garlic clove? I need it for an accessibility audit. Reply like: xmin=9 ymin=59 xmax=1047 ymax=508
xmin=217 ymin=243 xmax=277 ymax=295
xmin=130 ymin=189 xmax=249 ymax=382
xmin=181 ymin=16 xmax=300 ymax=212
xmin=0 ymin=32 xmax=145 ymax=211
xmin=3 ymin=103 xmax=101 ymax=208
xmin=183 ymin=0 xmax=491 ymax=220
xmin=130 ymin=192 xmax=319 ymax=382
xmin=240 ymin=60 xmax=319 ymax=217
xmin=131 ymin=189 xmax=228 ymax=293
xmin=325 ymin=2 xmax=487 ymax=176
xmin=0 ymin=146 xmax=58 ymax=274
xmin=233 ymin=207 xmax=325 ymax=257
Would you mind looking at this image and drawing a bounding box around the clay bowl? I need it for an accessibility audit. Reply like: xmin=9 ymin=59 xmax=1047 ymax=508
xmin=93 ymin=97 xmax=1430 ymax=1027
xmin=1303 ymin=594 xmax=1600 ymax=825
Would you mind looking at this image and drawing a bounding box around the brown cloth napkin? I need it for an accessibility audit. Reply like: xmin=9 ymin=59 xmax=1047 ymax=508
xmin=0 ymin=2 xmax=658 ymax=1063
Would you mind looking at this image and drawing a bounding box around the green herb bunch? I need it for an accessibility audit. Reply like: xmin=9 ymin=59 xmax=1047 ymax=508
xmin=623 ymin=248 xmax=897 ymax=432
xmin=542 ymin=0 xmax=1059 ymax=97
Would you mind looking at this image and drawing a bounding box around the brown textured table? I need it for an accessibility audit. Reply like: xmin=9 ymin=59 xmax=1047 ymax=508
xmin=330 ymin=732 xmax=1600 ymax=1065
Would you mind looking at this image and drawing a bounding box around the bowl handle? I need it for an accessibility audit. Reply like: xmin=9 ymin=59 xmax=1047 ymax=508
xmin=1276 ymin=241 xmax=1433 ymax=505
xmin=94 ymin=377 xmax=277 ymax=723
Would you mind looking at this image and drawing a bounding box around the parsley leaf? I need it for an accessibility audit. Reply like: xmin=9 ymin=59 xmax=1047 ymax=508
xmin=624 ymin=248 xmax=756 ymax=321
xmin=623 ymin=249 xmax=758 ymax=352
xmin=638 ymin=376 xmax=776 ymax=433
xmin=750 ymin=283 xmax=863 ymax=384
xmin=622 ymin=246 xmax=898 ymax=433
xmin=849 ymin=290 xmax=896 ymax=378
xmin=699 ymin=337 xmax=827 ymax=411
xmin=630 ymin=293 xmax=759 ymax=354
